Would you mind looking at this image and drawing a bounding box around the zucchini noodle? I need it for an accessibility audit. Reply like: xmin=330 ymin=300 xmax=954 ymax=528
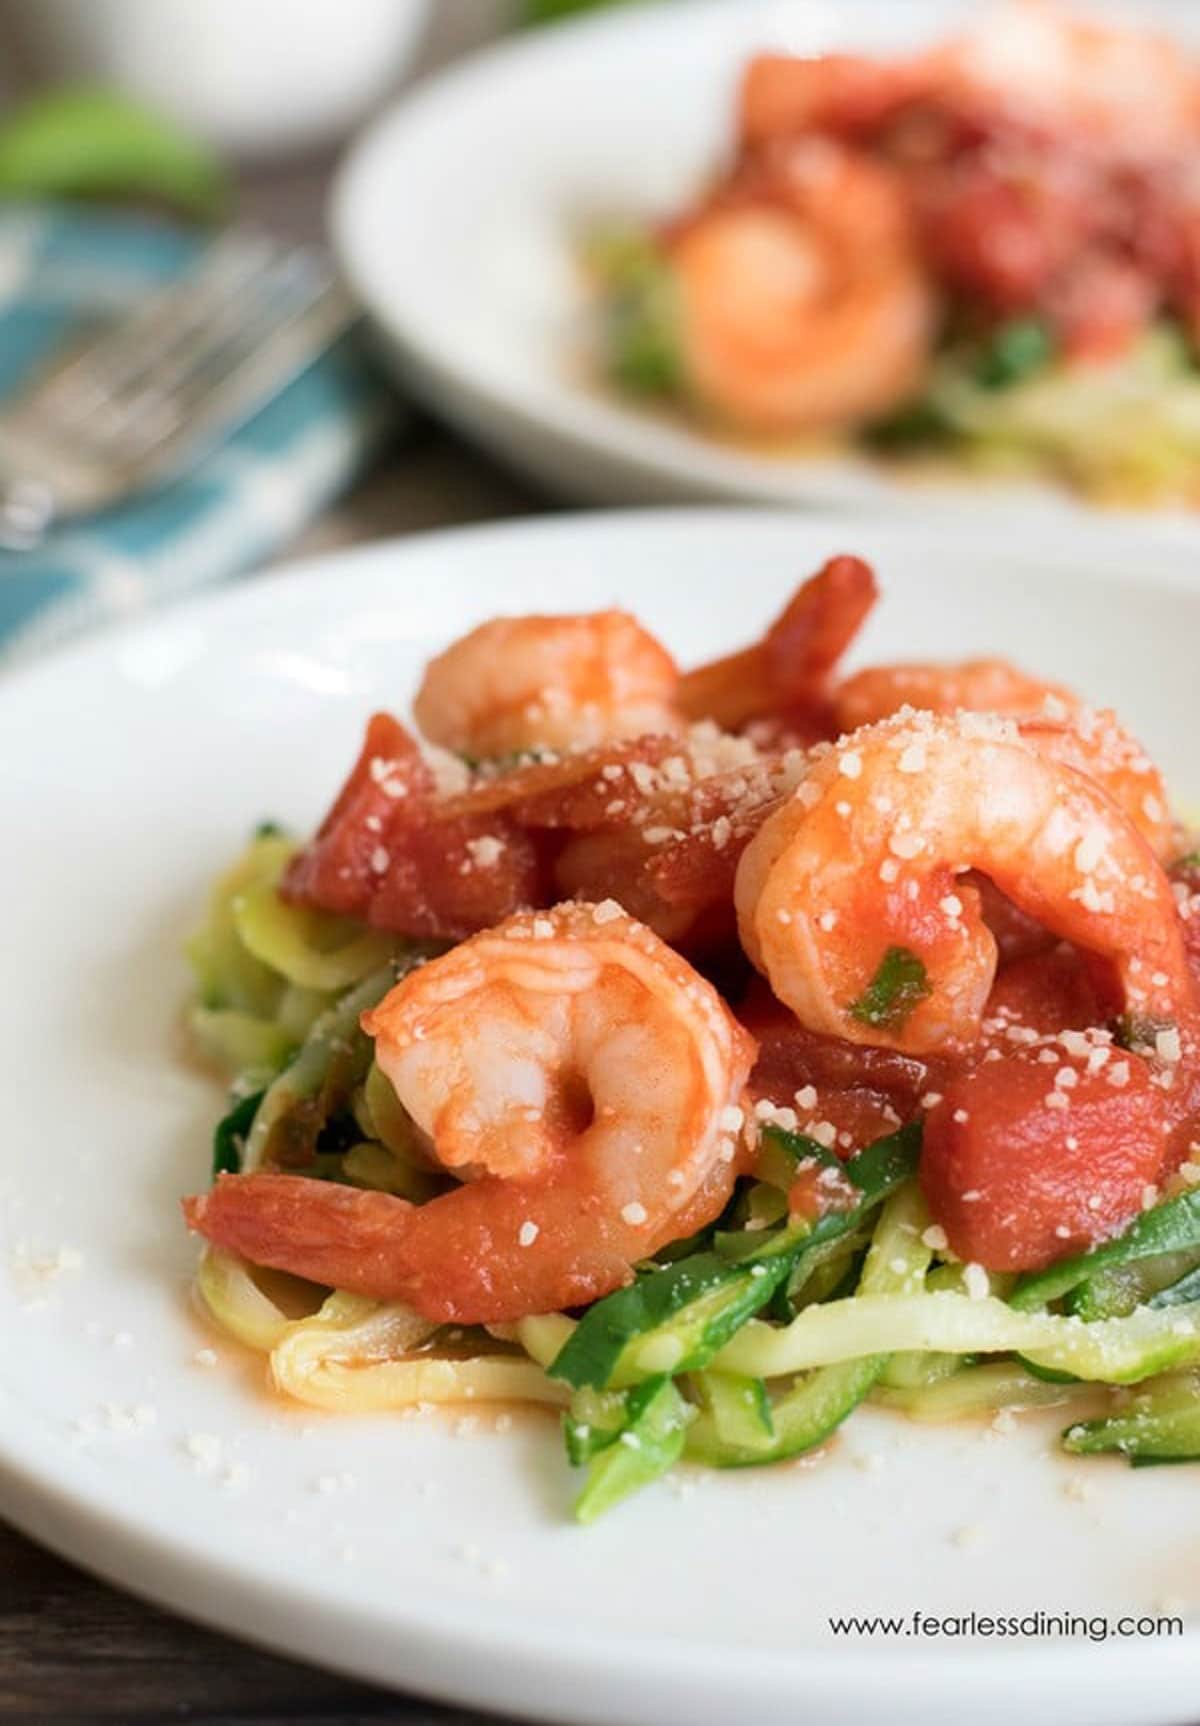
xmin=197 ymin=1247 xmax=568 ymax=1414
xmin=714 ymin=1293 xmax=1200 ymax=1383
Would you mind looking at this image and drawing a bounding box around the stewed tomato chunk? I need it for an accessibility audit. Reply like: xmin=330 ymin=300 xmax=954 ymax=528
xmin=282 ymin=712 xmax=541 ymax=940
xmin=920 ymin=1048 xmax=1168 ymax=1273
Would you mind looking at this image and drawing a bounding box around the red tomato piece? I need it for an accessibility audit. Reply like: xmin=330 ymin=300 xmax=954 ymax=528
xmin=364 ymin=816 xmax=542 ymax=942
xmin=983 ymin=943 xmax=1108 ymax=1040
xmin=920 ymin=1050 xmax=1168 ymax=1272
xmin=282 ymin=712 xmax=541 ymax=941
xmin=437 ymin=736 xmax=677 ymax=827
xmin=740 ymin=977 xmax=939 ymax=1112
xmin=972 ymin=873 xmax=1056 ymax=965
xmin=1170 ymin=856 xmax=1200 ymax=986
xmin=283 ymin=713 xmax=431 ymax=918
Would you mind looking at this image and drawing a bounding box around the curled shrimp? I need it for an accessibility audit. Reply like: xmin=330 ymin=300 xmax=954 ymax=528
xmin=734 ymin=713 xmax=1191 ymax=1055
xmin=677 ymin=553 xmax=877 ymax=732
xmin=1017 ymin=710 xmax=1174 ymax=861
xmin=831 ymin=662 xmax=1173 ymax=859
xmin=832 ymin=659 xmax=1077 ymax=733
xmin=667 ymin=137 xmax=936 ymax=431
xmin=184 ymin=904 xmax=755 ymax=1324
xmin=738 ymin=51 xmax=935 ymax=151
xmin=413 ymin=612 xmax=680 ymax=759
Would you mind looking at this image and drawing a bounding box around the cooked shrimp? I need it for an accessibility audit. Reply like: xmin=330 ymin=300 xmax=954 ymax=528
xmin=1017 ymin=710 xmax=1174 ymax=861
xmin=739 ymin=51 xmax=935 ymax=151
xmin=677 ymin=553 xmax=877 ymax=731
xmin=832 ymin=659 xmax=1077 ymax=733
xmin=413 ymin=612 xmax=680 ymax=759
xmin=184 ymin=904 xmax=755 ymax=1324
xmin=735 ymin=712 xmax=1192 ymax=1054
xmin=668 ymin=138 xmax=937 ymax=430
xmin=831 ymin=662 xmax=1173 ymax=860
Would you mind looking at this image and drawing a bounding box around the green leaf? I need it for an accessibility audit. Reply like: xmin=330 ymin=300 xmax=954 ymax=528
xmin=1011 ymin=1190 xmax=1200 ymax=1311
xmin=0 ymin=87 xmax=230 ymax=221
xmin=974 ymin=318 xmax=1055 ymax=390
xmin=211 ymin=1088 xmax=264 ymax=1179
xmin=848 ymin=947 xmax=931 ymax=1031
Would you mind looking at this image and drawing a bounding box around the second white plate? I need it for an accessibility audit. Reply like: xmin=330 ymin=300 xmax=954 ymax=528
xmin=332 ymin=0 xmax=1200 ymax=534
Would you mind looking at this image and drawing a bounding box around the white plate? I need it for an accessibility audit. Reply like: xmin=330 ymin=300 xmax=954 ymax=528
xmin=331 ymin=0 xmax=1200 ymax=533
xmin=4 ymin=510 xmax=1200 ymax=1726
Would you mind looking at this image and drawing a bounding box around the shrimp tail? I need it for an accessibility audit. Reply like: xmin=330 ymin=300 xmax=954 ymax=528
xmin=183 ymin=1176 xmax=415 ymax=1303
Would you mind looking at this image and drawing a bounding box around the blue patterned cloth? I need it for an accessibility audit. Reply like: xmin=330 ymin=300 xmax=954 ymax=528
xmin=0 ymin=206 xmax=395 ymax=665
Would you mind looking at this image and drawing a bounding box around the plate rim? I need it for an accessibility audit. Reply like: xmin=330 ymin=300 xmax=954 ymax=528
xmin=3 ymin=502 xmax=1199 ymax=710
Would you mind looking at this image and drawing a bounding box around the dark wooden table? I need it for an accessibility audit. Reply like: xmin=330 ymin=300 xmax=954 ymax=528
xmin=0 ymin=1519 xmax=493 ymax=1724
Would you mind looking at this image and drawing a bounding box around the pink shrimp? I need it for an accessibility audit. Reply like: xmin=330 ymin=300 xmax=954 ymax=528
xmin=667 ymin=137 xmax=937 ymax=431
xmin=413 ymin=612 xmax=680 ymax=759
xmin=831 ymin=658 xmax=1078 ymax=734
xmin=676 ymin=553 xmax=877 ymax=733
xmin=184 ymin=904 xmax=755 ymax=1324
xmin=734 ymin=712 xmax=1192 ymax=1055
xmin=831 ymin=661 xmax=1173 ymax=859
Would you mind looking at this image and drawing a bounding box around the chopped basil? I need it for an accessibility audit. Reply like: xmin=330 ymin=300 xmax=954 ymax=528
xmin=974 ymin=318 xmax=1055 ymax=389
xmin=1113 ymin=1013 xmax=1176 ymax=1056
xmin=849 ymin=947 xmax=931 ymax=1030
xmin=211 ymin=1088 xmax=264 ymax=1179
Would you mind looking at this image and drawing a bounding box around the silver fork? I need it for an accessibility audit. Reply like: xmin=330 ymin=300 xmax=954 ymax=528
xmin=0 ymin=231 xmax=357 ymax=549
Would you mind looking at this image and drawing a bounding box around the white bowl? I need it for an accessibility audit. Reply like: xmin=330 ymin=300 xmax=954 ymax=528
xmin=14 ymin=0 xmax=432 ymax=158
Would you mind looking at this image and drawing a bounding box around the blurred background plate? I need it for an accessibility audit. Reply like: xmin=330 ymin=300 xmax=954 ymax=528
xmin=2 ymin=510 xmax=1200 ymax=1726
xmin=331 ymin=0 xmax=1200 ymax=535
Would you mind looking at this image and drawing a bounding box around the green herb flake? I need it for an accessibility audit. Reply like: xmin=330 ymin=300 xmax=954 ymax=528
xmin=974 ymin=318 xmax=1055 ymax=389
xmin=211 ymin=1088 xmax=264 ymax=1179
xmin=848 ymin=947 xmax=931 ymax=1031
xmin=1112 ymin=1013 xmax=1176 ymax=1056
